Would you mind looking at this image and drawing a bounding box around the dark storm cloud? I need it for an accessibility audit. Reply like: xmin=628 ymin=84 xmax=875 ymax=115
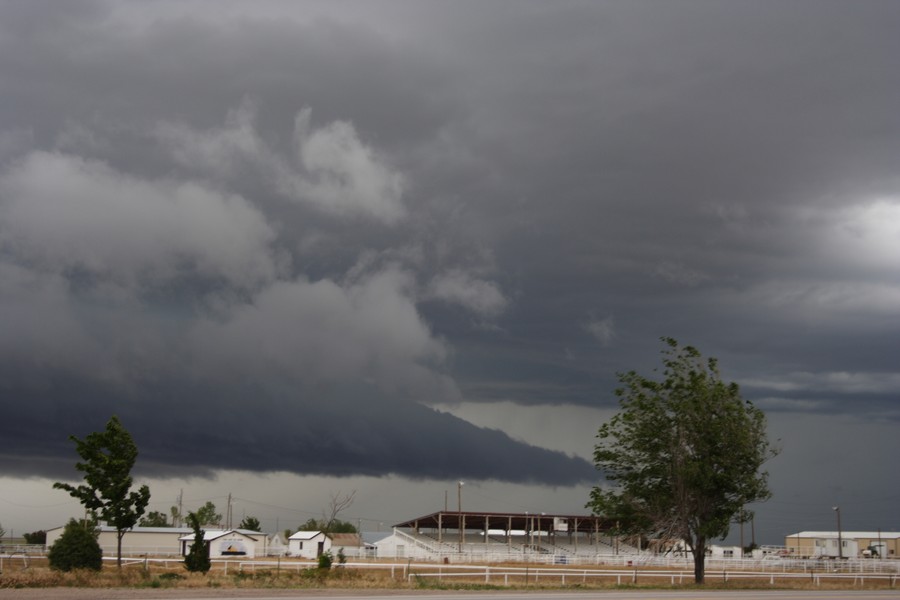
xmin=0 ymin=373 xmax=594 ymax=484
xmin=1 ymin=0 xmax=899 ymax=516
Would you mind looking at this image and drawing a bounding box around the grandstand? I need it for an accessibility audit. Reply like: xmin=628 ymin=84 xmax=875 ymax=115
xmin=377 ymin=510 xmax=640 ymax=563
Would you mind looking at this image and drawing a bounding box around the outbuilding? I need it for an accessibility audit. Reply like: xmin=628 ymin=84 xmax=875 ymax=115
xmin=288 ymin=530 xmax=331 ymax=559
xmin=179 ymin=529 xmax=263 ymax=559
xmin=784 ymin=531 xmax=900 ymax=559
xmin=46 ymin=525 xmax=192 ymax=557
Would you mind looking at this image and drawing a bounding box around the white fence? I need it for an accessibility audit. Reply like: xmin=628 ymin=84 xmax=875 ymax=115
xmin=404 ymin=564 xmax=899 ymax=588
xmin=100 ymin=558 xmax=898 ymax=588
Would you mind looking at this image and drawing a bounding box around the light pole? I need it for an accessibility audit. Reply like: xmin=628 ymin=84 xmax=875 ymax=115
xmin=832 ymin=506 xmax=842 ymax=560
xmin=458 ymin=481 xmax=464 ymax=554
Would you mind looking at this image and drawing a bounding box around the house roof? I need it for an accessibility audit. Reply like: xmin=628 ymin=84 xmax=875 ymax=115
xmin=787 ymin=531 xmax=900 ymax=539
xmin=288 ymin=530 xmax=329 ymax=541
xmin=47 ymin=525 xmax=195 ymax=535
xmin=178 ymin=529 xmax=260 ymax=542
xmin=361 ymin=531 xmax=392 ymax=546
xmin=331 ymin=533 xmax=361 ymax=547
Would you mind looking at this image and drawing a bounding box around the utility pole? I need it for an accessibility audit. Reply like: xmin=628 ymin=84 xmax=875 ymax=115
xmin=227 ymin=493 xmax=233 ymax=529
xmin=832 ymin=506 xmax=842 ymax=560
xmin=457 ymin=481 xmax=464 ymax=553
xmin=751 ymin=513 xmax=756 ymax=549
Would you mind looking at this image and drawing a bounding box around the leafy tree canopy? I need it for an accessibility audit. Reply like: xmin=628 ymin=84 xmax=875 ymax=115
xmin=53 ymin=415 xmax=151 ymax=568
xmin=588 ymin=338 xmax=778 ymax=583
xmin=139 ymin=510 xmax=170 ymax=527
xmin=298 ymin=517 xmax=357 ymax=534
xmin=48 ymin=519 xmax=102 ymax=572
xmin=238 ymin=516 xmax=261 ymax=532
xmin=23 ymin=530 xmax=47 ymax=545
xmin=193 ymin=501 xmax=222 ymax=527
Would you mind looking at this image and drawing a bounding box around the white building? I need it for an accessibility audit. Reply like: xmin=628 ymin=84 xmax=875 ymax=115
xmin=784 ymin=531 xmax=900 ymax=559
xmin=179 ymin=529 xmax=263 ymax=558
xmin=46 ymin=525 xmax=191 ymax=557
xmin=265 ymin=532 xmax=288 ymax=556
xmin=287 ymin=530 xmax=331 ymax=559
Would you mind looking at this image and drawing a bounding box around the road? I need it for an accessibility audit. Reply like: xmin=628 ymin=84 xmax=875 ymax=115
xmin=0 ymin=590 xmax=898 ymax=600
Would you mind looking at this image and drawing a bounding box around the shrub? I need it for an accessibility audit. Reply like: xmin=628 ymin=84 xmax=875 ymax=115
xmin=184 ymin=512 xmax=211 ymax=573
xmin=47 ymin=519 xmax=102 ymax=572
xmin=23 ymin=530 xmax=47 ymax=545
xmin=318 ymin=550 xmax=333 ymax=570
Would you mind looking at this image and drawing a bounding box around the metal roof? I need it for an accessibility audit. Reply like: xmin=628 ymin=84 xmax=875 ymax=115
xmin=394 ymin=510 xmax=612 ymax=533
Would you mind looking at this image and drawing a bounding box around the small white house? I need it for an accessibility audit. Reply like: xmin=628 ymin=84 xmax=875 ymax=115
xmin=288 ymin=530 xmax=331 ymax=559
xmin=179 ymin=529 xmax=263 ymax=558
xmin=266 ymin=532 xmax=288 ymax=556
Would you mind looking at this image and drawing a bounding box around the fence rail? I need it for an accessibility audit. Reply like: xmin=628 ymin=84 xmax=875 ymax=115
xmin=405 ymin=565 xmax=899 ymax=588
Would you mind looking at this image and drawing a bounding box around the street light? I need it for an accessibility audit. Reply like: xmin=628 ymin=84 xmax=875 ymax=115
xmin=832 ymin=506 xmax=842 ymax=560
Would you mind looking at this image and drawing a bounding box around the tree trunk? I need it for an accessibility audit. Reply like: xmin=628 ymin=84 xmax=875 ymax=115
xmin=692 ymin=536 xmax=706 ymax=584
xmin=117 ymin=530 xmax=123 ymax=569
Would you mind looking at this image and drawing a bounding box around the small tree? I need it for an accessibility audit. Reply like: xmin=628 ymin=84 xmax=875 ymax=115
xmin=0 ymin=521 xmax=5 ymax=539
xmin=238 ymin=516 xmax=261 ymax=532
xmin=139 ymin=511 xmax=170 ymax=527
xmin=170 ymin=505 xmax=183 ymax=528
xmin=588 ymin=338 xmax=778 ymax=583
xmin=184 ymin=512 xmax=211 ymax=573
xmin=317 ymin=550 xmax=333 ymax=570
xmin=53 ymin=416 xmax=151 ymax=569
xmin=324 ymin=491 xmax=356 ymax=533
xmin=48 ymin=519 xmax=102 ymax=571
xmin=24 ymin=530 xmax=47 ymax=545
xmin=193 ymin=501 xmax=222 ymax=527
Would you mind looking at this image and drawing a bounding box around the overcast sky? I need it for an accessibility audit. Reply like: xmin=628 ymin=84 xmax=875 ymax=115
xmin=1 ymin=0 xmax=899 ymax=546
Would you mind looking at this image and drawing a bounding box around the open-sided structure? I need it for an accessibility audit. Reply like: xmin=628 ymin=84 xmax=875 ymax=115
xmin=378 ymin=510 xmax=628 ymax=561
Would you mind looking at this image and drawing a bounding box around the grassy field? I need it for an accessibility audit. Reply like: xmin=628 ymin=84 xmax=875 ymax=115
xmin=1 ymin=557 xmax=897 ymax=591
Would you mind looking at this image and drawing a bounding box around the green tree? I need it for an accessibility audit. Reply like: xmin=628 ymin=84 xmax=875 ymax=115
xmin=238 ymin=516 xmax=261 ymax=531
xmin=53 ymin=416 xmax=151 ymax=569
xmin=0 ymin=521 xmax=5 ymax=539
xmin=170 ymin=505 xmax=183 ymax=528
xmin=23 ymin=530 xmax=47 ymax=545
xmin=193 ymin=501 xmax=222 ymax=527
xmin=139 ymin=511 xmax=170 ymax=527
xmin=297 ymin=518 xmax=357 ymax=534
xmin=47 ymin=519 xmax=102 ymax=571
xmin=183 ymin=512 xmax=211 ymax=573
xmin=588 ymin=338 xmax=778 ymax=584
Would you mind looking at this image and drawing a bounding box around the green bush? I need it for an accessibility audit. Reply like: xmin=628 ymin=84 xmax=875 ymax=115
xmin=317 ymin=550 xmax=333 ymax=570
xmin=184 ymin=512 xmax=211 ymax=573
xmin=47 ymin=519 xmax=102 ymax=572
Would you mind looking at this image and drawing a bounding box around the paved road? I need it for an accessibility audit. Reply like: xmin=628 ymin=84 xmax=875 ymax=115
xmin=1 ymin=590 xmax=898 ymax=600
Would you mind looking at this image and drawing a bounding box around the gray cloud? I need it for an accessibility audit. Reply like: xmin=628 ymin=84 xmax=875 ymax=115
xmin=1 ymin=0 xmax=899 ymax=540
